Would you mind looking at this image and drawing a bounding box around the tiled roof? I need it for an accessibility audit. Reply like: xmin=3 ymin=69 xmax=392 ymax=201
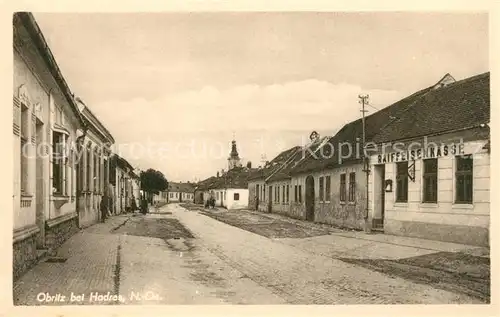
xmin=267 ymin=137 xmax=331 ymax=182
xmin=290 ymin=72 xmax=490 ymax=175
xmin=168 ymin=182 xmax=195 ymax=193
xmin=113 ymin=154 xmax=135 ymax=171
xmin=290 ymin=80 xmax=439 ymax=174
xmin=372 ymin=72 xmax=490 ymax=143
xmin=248 ymin=146 xmax=301 ymax=181
xmin=195 ymin=176 xmax=218 ymax=191
xmin=206 ymin=167 xmax=257 ymax=190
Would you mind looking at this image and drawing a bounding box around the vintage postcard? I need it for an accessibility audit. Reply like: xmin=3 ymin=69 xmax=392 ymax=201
xmin=3 ymin=1 xmax=498 ymax=316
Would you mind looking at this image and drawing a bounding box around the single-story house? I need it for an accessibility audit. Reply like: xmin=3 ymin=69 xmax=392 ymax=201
xmin=167 ymin=182 xmax=195 ymax=203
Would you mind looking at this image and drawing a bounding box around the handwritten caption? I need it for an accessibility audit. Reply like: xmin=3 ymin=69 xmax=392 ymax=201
xmin=36 ymin=291 xmax=163 ymax=304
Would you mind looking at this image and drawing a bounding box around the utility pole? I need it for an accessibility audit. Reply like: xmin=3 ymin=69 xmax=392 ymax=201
xmin=359 ymin=94 xmax=372 ymax=233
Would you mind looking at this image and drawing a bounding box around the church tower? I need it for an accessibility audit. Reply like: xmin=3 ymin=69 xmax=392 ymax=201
xmin=228 ymin=139 xmax=242 ymax=170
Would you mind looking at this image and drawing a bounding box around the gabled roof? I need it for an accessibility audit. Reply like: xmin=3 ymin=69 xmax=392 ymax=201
xmin=195 ymin=176 xmax=218 ymax=191
xmin=248 ymin=146 xmax=301 ymax=181
xmin=112 ymin=154 xmax=134 ymax=171
xmin=372 ymin=72 xmax=490 ymax=144
xmin=267 ymin=137 xmax=331 ymax=182
xmin=76 ymin=97 xmax=115 ymax=144
xmin=290 ymin=78 xmax=442 ymax=174
xmin=205 ymin=167 xmax=257 ymax=190
xmin=168 ymin=182 xmax=195 ymax=193
xmin=290 ymin=72 xmax=489 ymax=174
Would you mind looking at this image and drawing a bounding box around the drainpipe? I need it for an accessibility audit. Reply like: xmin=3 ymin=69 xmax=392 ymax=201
xmin=75 ymin=128 xmax=88 ymax=229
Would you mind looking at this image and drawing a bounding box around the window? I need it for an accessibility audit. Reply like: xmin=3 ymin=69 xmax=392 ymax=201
xmin=234 ymin=193 xmax=240 ymax=200
xmin=348 ymin=172 xmax=356 ymax=202
xmin=298 ymin=185 xmax=302 ymax=203
xmin=103 ymin=158 xmax=108 ymax=194
xmin=93 ymin=150 xmax=98 ymax=192
xmin=319 ymin=177 xmax=324 ymax=201
xmin=340 ymin=174 xmax=346 ymax=202
xmin=276 ymin=186 xmax=280 ymax=203
xmin=20 ymin=139 xmax=28 ymax=193
xmin=294 ymin=185 xmax=298 ymax=202
xmin=52 ymin=132 xmax=67 ymax=195
xmin=224 ymin=191 xmax=226 ymax=200
xmin=423 ymin=159 xmax=438 ymax=203
xmin=325 ymin=176 xmax=331 ymax=201
xmin=286 ymin=185 xmax=289 ymax=203
xmin=71 ymin=150 xmax=76 ymax=196
xmin=456 ymin=155 xmax=473 ymax=203
xmin=20 ymin=105 xmax=29 ymax=193
xmin=256 ymin=184 xmax=260 ymax=200
xmin=86 ymin=146 xmax=91 ymax=191
xmin=217 ymin=192 xmax=219 ymax=200
xmin=396 ymin=162 xmax=408 ymax=202
xmin=282 ymin=185 xmax=286 ymax=203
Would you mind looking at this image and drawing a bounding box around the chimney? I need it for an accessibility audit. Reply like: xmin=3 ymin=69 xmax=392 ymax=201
xmin=217 ymin=171 xmax=220 ymax=177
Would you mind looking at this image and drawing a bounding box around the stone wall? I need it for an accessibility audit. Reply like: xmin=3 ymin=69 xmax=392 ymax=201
xmin=291 ymin=162 xmax=367 ymax=230
xmin=13 ymin=231 xmax=39 ymax=281
xmin=385 ymin=219 xmax=489 ymax=247
xmin=45 ymin=216 xmax=79 ymax=252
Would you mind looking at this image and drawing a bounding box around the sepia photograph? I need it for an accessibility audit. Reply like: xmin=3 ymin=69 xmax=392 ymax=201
xmin=10 ymin=8 xmax=491 ymax=308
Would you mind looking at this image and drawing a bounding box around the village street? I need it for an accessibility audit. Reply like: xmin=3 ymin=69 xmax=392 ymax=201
xmin=13 ymin=203 xmax=489 ymax=305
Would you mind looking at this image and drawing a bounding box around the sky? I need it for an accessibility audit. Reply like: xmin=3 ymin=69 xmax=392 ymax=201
xmin=33 ymin=12 xmax=489 ymax=182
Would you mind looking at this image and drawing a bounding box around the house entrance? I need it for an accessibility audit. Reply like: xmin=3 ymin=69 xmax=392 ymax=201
xmin=305 ymin=175 xmax=315 ymax=221
xmin=372 ymin=164 xmax=386 ymax=231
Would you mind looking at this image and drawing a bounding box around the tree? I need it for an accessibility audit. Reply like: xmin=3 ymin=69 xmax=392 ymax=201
xmin=140 ymin=169 xmax=168 ymax=203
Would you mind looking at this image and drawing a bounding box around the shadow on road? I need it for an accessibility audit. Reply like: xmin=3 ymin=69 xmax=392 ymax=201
xmin=340 ymin=252 xmax=490 ymax=303
xmin=112 ymin=216 xmax=195 ymax=240
xmin=199 ymin=209 xmax=331 ymax=239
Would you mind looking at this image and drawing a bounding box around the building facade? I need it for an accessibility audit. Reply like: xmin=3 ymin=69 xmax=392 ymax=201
xmin=249 ymin=72 xmax=490 ymax=247
xmin=131 ymin=169 xmax=141 ymax=209
xmin=367 ymin=72 xmax=490 ymax=246
xmin=109 ymin=154 xmax=136 ymax=214
xmin=247 ymin=146 xmax=300 ymax=213
xmin=167 ymin=182 xmax=195 ymax=203
xmin=13 ymin=12 xmax=86 ymax=279
xmin=75 ymin=97 xmax=115 ymax=228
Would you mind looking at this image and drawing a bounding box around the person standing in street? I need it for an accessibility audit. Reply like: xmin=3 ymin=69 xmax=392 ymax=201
xmin=100 ymin=195 xmax=108 ymax=223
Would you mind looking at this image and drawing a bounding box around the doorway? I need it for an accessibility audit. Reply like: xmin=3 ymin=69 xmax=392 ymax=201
xmin=267 ymin=186 xmax=272 ymax=213
xmin=305 ymin=175 xmax=315 ymax=221
xmin=373 ymin=164 xmax=386 ymax=230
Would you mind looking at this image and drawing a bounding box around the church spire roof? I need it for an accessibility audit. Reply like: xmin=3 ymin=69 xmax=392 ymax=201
xmin=230 ymin=140 xmax=239 ymax=158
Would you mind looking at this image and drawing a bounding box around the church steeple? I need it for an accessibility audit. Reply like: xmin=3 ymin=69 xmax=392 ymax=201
xmin=228 ymin=139 xmax=242 ymax=170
